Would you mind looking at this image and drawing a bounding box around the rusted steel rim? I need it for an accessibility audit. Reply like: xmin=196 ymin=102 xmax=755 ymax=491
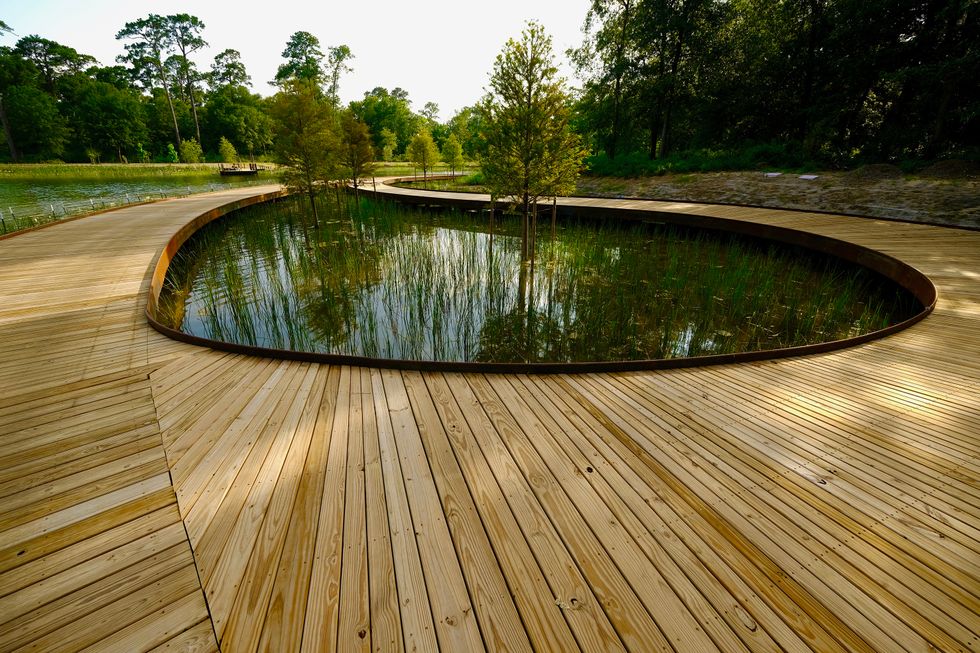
xmin=146 ymin=188 xmax=937 ymax=374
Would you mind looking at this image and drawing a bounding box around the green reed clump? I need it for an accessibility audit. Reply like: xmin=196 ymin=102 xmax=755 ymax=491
xmin=158 ymin=193 xmax=920 ymax=363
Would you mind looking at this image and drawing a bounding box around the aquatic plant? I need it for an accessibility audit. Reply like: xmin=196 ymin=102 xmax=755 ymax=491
xmin=159 ymin=194 xmax=919 ymax=364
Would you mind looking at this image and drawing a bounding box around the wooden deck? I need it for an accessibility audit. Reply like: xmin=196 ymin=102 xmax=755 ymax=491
xmin=1 ymin=184 xmax=977 ymax=652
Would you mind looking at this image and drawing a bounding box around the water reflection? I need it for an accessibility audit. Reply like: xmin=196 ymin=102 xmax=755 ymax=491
xmin=158 ymin=195 xmax=919 ymax=364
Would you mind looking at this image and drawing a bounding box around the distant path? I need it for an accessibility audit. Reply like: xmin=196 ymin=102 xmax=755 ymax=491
xmin=1 ymin=182 xmax=977 ymax=652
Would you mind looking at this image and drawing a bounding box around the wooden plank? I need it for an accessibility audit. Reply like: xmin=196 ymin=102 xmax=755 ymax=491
xmin=199 ymin=364 xmax=316 ymax=638
xmin=220 ymin=364 xmax=326 ymax=652
xmin=402 ymin=370 xmax=532 ymax=652
xmin=147 ymin=619 xmax=217 ymax=653
xmin=464 ymin=373 xmax=668 ymax=652
xmin=485 ymin=373 xmax=724 ymax=652
xmin=380 ymin=369 xmax=486 ymax=652
xmin=445 ymin=372 xmax=627 ymax=652
xmin=369 ymin=368 xmax=439 ymax=653
xmin=358 ymin=367 xmax=404 ymax=653
xmin=301 ymin=365 xmax=352 ymax=652
xmin=423 ymin=372 xmax=583 ymax=652
xmin=257 ymin=367 xmax=341 ymax=652
xmin=337 ymin=366 xmax=371 ymax=652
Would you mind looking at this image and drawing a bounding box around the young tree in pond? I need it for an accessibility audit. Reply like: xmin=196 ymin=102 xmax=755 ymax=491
xmin=274 ymin=31 xmax=325 ymax=88
xmin=478 ymin=21 xmax=587 ymax=262
xmin=269 ymin=80 xmax=341 ymax=225
xmin=379 ymin=127 xmax=397 ymax=161
xmin=339 ymin=110 xmax=375 ymax=192
xmin=116 ymin=14 xmax=182 ymax=145
xmin=166 ymin=14 xmax=207 ymax=144
xmin=407 ymin=129 xmax=440 ymax=184
xmin=441 ymin=133 xmax=463 ymax=176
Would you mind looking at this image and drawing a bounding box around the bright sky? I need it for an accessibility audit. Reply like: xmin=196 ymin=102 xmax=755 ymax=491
xmin=1 ymin=0 xmax=593 ymax=119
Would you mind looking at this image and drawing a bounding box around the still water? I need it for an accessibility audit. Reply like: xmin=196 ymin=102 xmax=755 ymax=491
xmin=158 ymin=195 xmax=919 ymax=364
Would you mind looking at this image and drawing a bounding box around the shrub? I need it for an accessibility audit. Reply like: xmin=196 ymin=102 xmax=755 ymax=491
xmin=218 ymin=136 xmax=238 ymax=163
xmin=179 ymin=138 xmax=204 ymax=164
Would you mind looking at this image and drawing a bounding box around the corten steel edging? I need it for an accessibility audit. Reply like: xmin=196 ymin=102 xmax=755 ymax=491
xmin=145 ymin=189 xmax=288 ymax=318
xmin=146 ymin=186 xmax=937 ymax=374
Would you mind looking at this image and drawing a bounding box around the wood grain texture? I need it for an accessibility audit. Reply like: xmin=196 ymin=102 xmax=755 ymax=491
xmin=3 ymin=183 xmax=977 ymax=652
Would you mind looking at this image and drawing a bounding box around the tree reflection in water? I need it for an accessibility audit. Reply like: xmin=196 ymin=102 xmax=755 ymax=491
xmin=158 ymin=195 xmax=919 ymax=363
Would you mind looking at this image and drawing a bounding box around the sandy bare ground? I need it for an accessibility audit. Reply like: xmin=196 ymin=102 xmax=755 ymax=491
xmin=576 ymin=163 xmax=980 ymax=230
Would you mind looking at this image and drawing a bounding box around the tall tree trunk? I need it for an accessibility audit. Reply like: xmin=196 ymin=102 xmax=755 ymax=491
xmin=649 ymin=102 xmax=662 ymax=159
xmin=550 ymin=197 xmax=557 ymax=249
xmin=522 ymin=191 xmax=530 ymax=262
xmin=189 ymin=84 xmax=202 ymax=144
xmin=609 ymin=0 xmax=633 ymax=159
xmin=0 ymin=95 xmax=19 ymax=162
xmin=799 ymin=0 xmax=826 ymax=142
xmin=925 ymin=79 xmax=955 ymax=159
xmin=308 ymin=190 xmax=319 ymax=228
xmin=159 ymin=64 xmax=181 ymax=146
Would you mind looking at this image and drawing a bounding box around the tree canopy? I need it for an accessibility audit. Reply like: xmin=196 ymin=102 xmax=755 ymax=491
xmin=270 ymin=80 xmax=341 ymax=222
xmin=572 ymin=0 xmax=979 ymax=164
xmin=479 ymin=21 xmax=587 ymax=260
xmin=0 ymin=5 xmax=974 ymax=169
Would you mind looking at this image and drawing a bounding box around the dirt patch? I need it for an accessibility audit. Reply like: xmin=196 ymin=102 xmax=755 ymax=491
xmin=846 ymin=164 xmax=903 ymax=181
xmin=917 ymin=159 xmax=980 ymax=180
xmin=577 ymin=169 xmax=980 ymax=229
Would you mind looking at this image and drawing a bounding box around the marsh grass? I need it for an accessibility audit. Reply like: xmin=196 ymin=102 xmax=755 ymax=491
xmin=0 ymin=163 xmax=228 ymax=180
xmin=158 ymin=194 xmax=919 ymax=363
xmin=0 ymin=164 xmax=281 ymax=235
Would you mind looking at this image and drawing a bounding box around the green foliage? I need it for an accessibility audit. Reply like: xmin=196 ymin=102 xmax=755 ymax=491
xmin=585 ymin=143 xmax=808 ymax=176
xmin=67 ymin=79 xmax=147 ymax=162
xmin=115 ymin=14 xmax=183 ymax=143
xmin=135 ymin=142 xmax=150 ymax=163
xmin=270 ymin=79 xmax=342 ymax=221
xmin=203 ymin=85 xmax=272 ymax=156
xmin=14 ymin=35 xmax=96 ymax=95
xmin=179 ymin=138 xmax=203 ymax=163
xmin=340 ymin=110 xmax=375 ymax=188
xmin=218 ymin=136 xmax=238 ymax=163
xmin=326 ymin=45 xmax=353 ymax=104
xmin=574 ymin=0 xmax=980 ymax=164
xmin=379 ymin=127 xmax=397 ymax=161
xmin=274 ymin=31 xmax=325 ymax=87
xmin=406 ymin=129 xmax=440 ymax=179
xmin=210 ymin=49 xmax=250 ymax=89
xmin=3 ymin=84 xmax=68 ymax=160
xmin=350 ymin=87 xmax=422 ymax=157
xmin=441 ymin=133 xmax=463 ymax=175
xmin=447 ymin=106 xmax=483 ymax=158
xmin=166 ymin=143 xmax=179 ymax=163
xmin=479 ymin=20 xmax=588 ymax=260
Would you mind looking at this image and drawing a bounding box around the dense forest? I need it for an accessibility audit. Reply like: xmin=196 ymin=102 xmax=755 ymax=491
xmin=0 ymin=0 xmax=977 ymax=170
xmin=574 ymin=0 xmax=978 ymax=170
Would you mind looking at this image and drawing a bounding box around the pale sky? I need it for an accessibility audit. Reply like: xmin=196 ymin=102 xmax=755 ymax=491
xmin=1 ymin=0 xmax=593 ymax=119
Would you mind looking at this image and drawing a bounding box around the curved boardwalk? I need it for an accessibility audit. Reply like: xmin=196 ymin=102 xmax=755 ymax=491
xmin=1 ymin=184 xmax=978 ymax=652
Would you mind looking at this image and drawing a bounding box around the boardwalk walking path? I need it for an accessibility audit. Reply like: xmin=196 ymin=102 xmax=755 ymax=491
xmin=0 ymin=183 xmax=977 ymax=652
